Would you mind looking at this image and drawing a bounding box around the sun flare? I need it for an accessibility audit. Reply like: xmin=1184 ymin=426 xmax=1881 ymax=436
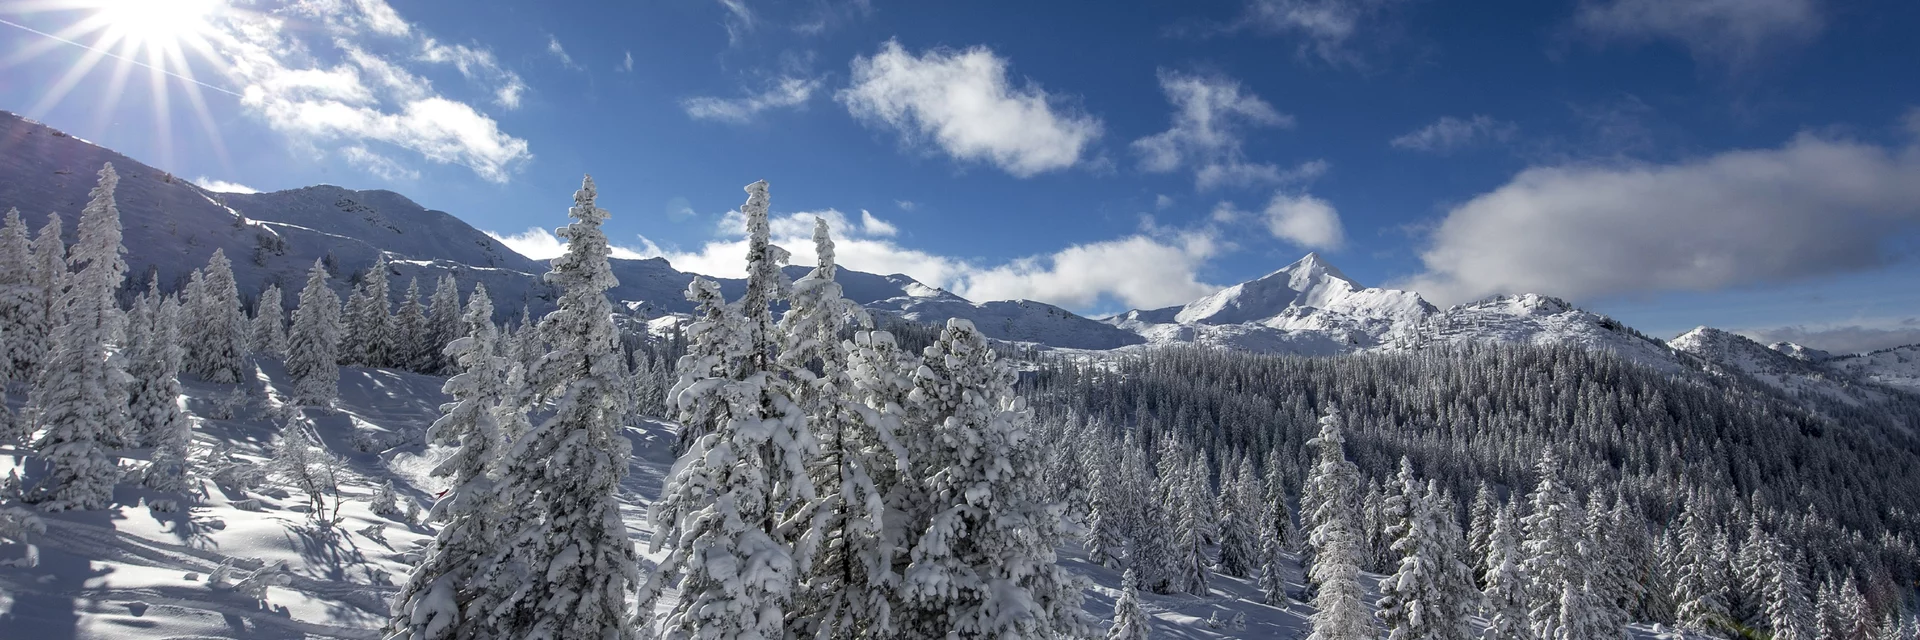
xmin=92 ymin=0 xmax=221 ymax=51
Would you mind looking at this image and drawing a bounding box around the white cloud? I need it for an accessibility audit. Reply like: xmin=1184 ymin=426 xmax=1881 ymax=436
xmin=623 ymin=200 xmax=1221 ymax=311
xmin=212 ymin=1 xmax=532 ymax=182
xmin=681 ymin=76 xmax=822 ymax=123
xmin=620 ymin=51 xmax=634 ymax=73
xmin=1573 ymin=0 xmax=1822 ymax=66
xmin=342 ymin=145 xmax=421 ymax=181
xmin=717 ymin=0 xmax=756 ymax=44
xmin=1390 ymin=115 xmax=1517 ymax=153
xmin=1135 ymin=71 xmax=1289 ymax=167
xmin=416 ymin=38 xmax=527 ymax=110
xmin=546 ymin=34 xmax=581 ymax=70
xmin=193 ymin=177 xmax=260 ymax=194
xmin=958 ymin=232 xmax=1222 ymax=309
xmin=1156 ymin=194 xmax=1175 ymax=210
xmin=1234 ymin=0 xmax=1414 ymax=65
xmin=348 ymin=0 xmax=411 ymax=36
xmin=839 ymin=40 xmax=1103 ymax=178
xmin=1263 ymin=193 xmax=1345 ymax=249
xmin=486 ymin=227 xmax=648 ymax=261
xmin=1398 ymin=133 xmax=1920 ymax=305
xmin=1132 ymin=71 xmax=1318 ymax=191
xmin=1195 ymin=159 xmax=1328 ymax=191
xmin=860 ymin=210 xmax=898 ymax=237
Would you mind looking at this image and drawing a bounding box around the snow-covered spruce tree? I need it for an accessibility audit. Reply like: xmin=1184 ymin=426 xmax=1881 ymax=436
xmin=0 ymin=208 xmax=45 ymax=383
xmin=132 ymin=284 xmax=192 ymax=492
xmin=780 ymin=218 xmax=906 ymax=639
xmin=472 ymin=176 xmax=638 ymax=640
xmin=383 ymin=279 xmax=508 ymax=640
xmin=643 ymin=181 xmax=817 ymax=639
xmin=1520 ymin=450 xmax=1586 ymax=637
xmin=895 ymin=318 xmax=1090 ymax=638
xmin=1259 ymin=504 xmax=1293 ymax=607
xmin=350 ymin=257 xmax=393 ymax=368
xmin=287 ymin=259 xmax=343 ymax=409
xmin=662 ymin=276 xmax=737 ymax=456
xmin=1134 ymin=434 xmax=1183 ymax=594
xmin=1481 ymin=501 xmax=1533 ymax=640
xmin=1540 ymin=580 xmax=1600 ymax=640
xmin=1672 ymin=504 xmax=1730 ymax=635
xmin=1816 ymin=575 xmax=1846 ymax=640
xmin=1172 ymin=451 xmax=1212 ymax=595
xmin=22 ymin=212 xmax=64 ymax=380
xmin=1108 ymin=567 xmax=1151 ymax=640
xmin=1428 ymin=484 xmax=1479 ymax=633
xmin=1378 ymin=472 xmax=1473 ymax=640
xmin=1581 ymin=492 xmax=1631 ymax=637
xmin=1085 ymin=442 xmax=1130 ymax=569
xmin=1377 ymin=476 xmax=1433 ymax=640
xmin=1216 ymin=454 xmax=1261 ymax=578
xmin=1468 ymin=482 xmax=1497 ymax=586
xmin=1759 ymin=533 xmax=1814 ymax=640
xmin=1606 ymin=495 xmax=1657 ymax=622
xmin=396 ymin=277 xmax=431 ymax=373
xmin=0 ymin=325 xmax=11 ymax=441
xmin=1262 ymin=445 xmax=1300 ymax=552
xmin=252 ymin=284 xmax=286 ymax=358
xmin=1305 ymin=407 xmax=1375 ymax=640
xmin=28 ymin=164 xmax=130 ymax=512
xmin=185 ymin=249 xmax=249 ymax=383
xmin=426 ymin=274 xmax=461 ymax=375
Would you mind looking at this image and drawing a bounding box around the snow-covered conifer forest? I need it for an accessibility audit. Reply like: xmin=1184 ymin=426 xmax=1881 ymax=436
xmin=1 ymin=113 xmax=1919 ymax=639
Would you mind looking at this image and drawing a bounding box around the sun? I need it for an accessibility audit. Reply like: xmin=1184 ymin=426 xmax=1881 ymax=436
xmin=92 ymin=0 xmax=222 ymax=52
xmin=0 ymin=0 xmax=241 ymax=164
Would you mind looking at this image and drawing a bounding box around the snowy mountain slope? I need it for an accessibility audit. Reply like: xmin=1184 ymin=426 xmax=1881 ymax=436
xmin=0 ymin=111 xmax=372 ymax=301
xmin=1105 ymin=254 xmax=1688 ymax=372
xmin=1669 ymin=326 xmax=1896 ymax=405
xmin=868 ymin=292 xmax=1147 ymax=350
xmin=0 ymin=111 xmax=1133 ymax=347
xmin=1829 ymin=344 xmax=1920 ymax=393
xmin=1407 ymin=294 xmax=1684 ymax=372
xmin=1768 ymin=341 xmax=1833 ymax=363
xmin=1171 ymin=253 xmax=1431 ymax=328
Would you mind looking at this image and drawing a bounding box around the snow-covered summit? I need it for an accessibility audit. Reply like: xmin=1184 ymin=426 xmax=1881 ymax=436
xmin=1132 ymin=252 xmax=1433 ymax=328
xmin=1768 ymin=341 xmax=1833 ymax=362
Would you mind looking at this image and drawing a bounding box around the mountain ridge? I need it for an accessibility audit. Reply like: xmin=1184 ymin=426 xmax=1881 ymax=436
xmin=4 ymin=109 xmax=1915 ymax=394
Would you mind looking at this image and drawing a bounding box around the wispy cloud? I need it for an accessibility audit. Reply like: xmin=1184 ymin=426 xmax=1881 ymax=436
xmin=1390 ymin=115 xmax=1518 ymax=153
xmin=1229 ymin=0 xmax=1419 ymax=67
xmin=1133 ymin=71 xmax=1322 ymax=191
xmin=546 ymin=33 xmax=582 ymax=70
xmin=342 ymin=145 xmax=421 ymax=181
xmin=619 ymin=50 xmax=634 ymax=73
xmin=1572 ymin=0 xmax=1823 ymax=68
xmin=681 ymin=76 xmax=822 ymax=123
xmin=416 ymin=38 xmax=528 ymax=109
xmin=839 ymin=40 xmax=1103 ymax=178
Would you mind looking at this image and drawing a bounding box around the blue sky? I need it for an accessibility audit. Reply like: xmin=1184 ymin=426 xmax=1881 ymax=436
xmin=3 ymin=0 xmax=1919 ymax=352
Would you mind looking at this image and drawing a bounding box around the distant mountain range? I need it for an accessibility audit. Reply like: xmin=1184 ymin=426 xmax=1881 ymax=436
xmin=2 ymin=110 xmax=1912 ymax=402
